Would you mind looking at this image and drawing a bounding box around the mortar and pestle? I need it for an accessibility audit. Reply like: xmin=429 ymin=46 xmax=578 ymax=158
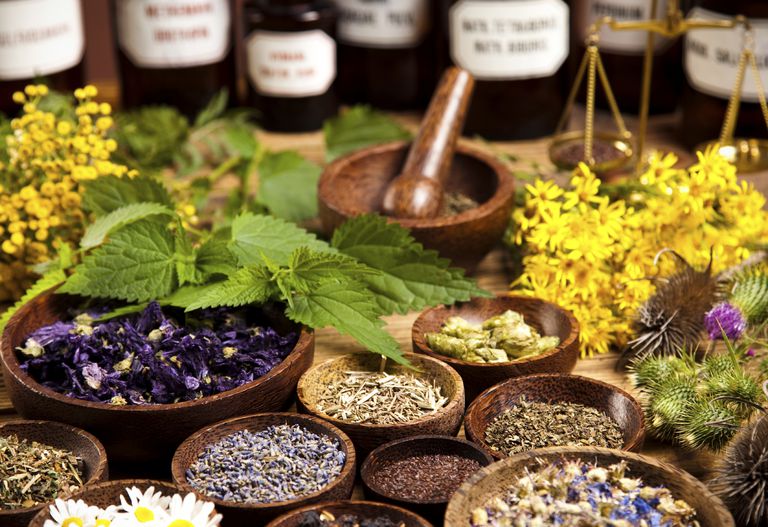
xmin=318 ymin=67 xmax=515 ymax=273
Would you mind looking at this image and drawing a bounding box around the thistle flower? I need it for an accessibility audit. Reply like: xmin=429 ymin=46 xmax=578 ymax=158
xmin=705 ymin=302 xmax=747 ymax=341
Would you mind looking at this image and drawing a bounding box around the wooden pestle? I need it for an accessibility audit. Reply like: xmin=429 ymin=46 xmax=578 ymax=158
xmin=382 ymin=67 xmax=475 ymax=219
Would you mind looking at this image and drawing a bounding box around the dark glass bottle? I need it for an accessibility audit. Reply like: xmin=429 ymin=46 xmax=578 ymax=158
xmin=243 ymin=0 xmax=338 ymax=132
xmin=113 ymin=0 xmax=236 ymax=118
xmin=0 ymin=0 xmax=85 ymax=115
xmin=336 ymin=0 xmax=436 ymax=110
xmin=681 ymin=0 xmax=768 ymax=147
xmin=440 ymin=0 xmax=571 ymax=140
xmin=571 ymin=0 xmax=682 ymax=114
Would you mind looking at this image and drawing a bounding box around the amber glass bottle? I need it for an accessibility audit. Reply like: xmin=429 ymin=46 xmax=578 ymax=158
xmin=0 ymin=0 xmax=85 ymax=115
xmin=243 ymin=0 xmax=338 ymax=132
xmin=336 ymin=0 xmax=436 ymax=110
xmin=440 ymin=0 xmax=571 ymax=140
xmin=571 ymin=0 xmax=682 ymax=114
xmin=113 ymin=0 xmax=236 ymax=118
xmin=681 ymin=0 xmax=768 ymax=147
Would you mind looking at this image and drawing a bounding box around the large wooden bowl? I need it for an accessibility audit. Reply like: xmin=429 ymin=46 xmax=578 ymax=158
xmin=0 ymin=291 xmax=315 ymax=467
xmin=464 ymin=374 xmax=645 ymax=459
xmin=29 ymin=480 xmax=188 ymax=527
xmin=318 ymin=141 xmax=515 ymax=273
xmin=171 ymin=413 xmax=356 ymax=526
xmin=0 ymin=420 xmax=108 ymax=527
xmin=297 ymin=353 xmax=465 ymax=458
xmin=445 ymin=447 xmax=735 ymax=527
xmin=266 ymin=500 xmax=433 ymax=527
xmin=412 ymin=295 xmax=580 ymax=403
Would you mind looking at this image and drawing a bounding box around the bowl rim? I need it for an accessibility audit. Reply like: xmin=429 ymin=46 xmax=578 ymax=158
xmin=318 ymin=140 xmax=515 ymax=229
xmin=360 ymin=434 xmax=494 ymax=505
xmin=265 ymin=499 xmax=433 ymax=527
xmin=0 ymin=419 xmax=108 ymax=519
xmin=0 ymin=290 xmax=314 ymax=413
xmin=412 ymin=295 xmax=580 ymax=369
xmin=464 ymin=373 xmax=646 ymax=457
xmin=296 ymin=352 xmax=465 ymax=431
xmin=170 ymin=412 xmax=356 ymax=511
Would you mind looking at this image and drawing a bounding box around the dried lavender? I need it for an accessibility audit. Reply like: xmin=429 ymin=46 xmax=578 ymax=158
xmin=17 ymin=302 xmax=297 ymax=405
xmin=315 ymin=371 xmax=448 ymax=425
xmin=0 ymin=435 xmax=83 ymax=510
xmin=299 ymin=511 xmax=404 ymax=527
xmin=186 ymin=424 xmax=346 ymax=504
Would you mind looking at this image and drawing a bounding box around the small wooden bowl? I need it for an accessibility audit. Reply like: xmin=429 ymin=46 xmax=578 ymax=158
xmin=444 ymin=447 xmax=735 ymax=527
xmin=361 ymin=435 xmax=493 ymax=523
xmin=171 ymin=413 xmax=356 ymax=526
xmin=464 ymin=373 xmax=645 ymax=459
xmin=0 ymin=291 xmax=315 ymax=466
xmin=0 ymin=420 xmax=108 ymax=527
xmin=297 ymin=353 xmax=465 ymax=458
xmin=318 ymin=141 xmax=515 ymax=273
xmin=29 ymin=480 xmax=187 ymax=527
xmin=412 ymin=295 xmax=579 ymax=403
xmin=266 ymin=500 xmax=433 ymax=527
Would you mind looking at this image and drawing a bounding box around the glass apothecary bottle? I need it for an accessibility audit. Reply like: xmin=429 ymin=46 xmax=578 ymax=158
xmin=0 ymin=0 xmax=85 ymax=115
xmin=112 ymin=0 xmax=236 ymax=118
xmin=571 ymin=0 xmax=682 ymax=114
xmin=335 ymin=0 xmax=436 ymax=110
xmin=243 ymin=0 xmax=338 ymax=132
xmin=681 ymin=0 xmax=768 ymax=147
xmin=439 ymin=0 xmax=571 ymax=140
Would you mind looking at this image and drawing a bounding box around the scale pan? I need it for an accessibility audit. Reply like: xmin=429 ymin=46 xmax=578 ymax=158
xmin=697 ymin=139 xmax=768 ymax=173
xmin=549 ymin=130 xmax=633 ymax=174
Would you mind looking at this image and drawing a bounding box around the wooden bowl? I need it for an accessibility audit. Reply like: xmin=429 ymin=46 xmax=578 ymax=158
xmin=444 ymin=447 xmax=735 ymax=527
xmin=361 ymin=435 xmax=493 ymax=523
xmin=464 ymin=373 xmax=645 ymax=459
xmin=0 ymin=420 xmax=108 ymax=527
xmin=318 ymin=141 xmax=515 ymax=273
xmin=29 ymin=480 xmax=187 ymax=527
xmin=412 ymin=295 xmax=580 ymax=403
xmin=266 ymin=500 xmax=433 ymax=527
xmin=171 ymin=413 xmax=356 ymax=526
xmin=0 ymin=291 xmax=315 ymax=467
xmin=297 ymin=353 xmax=465 ymax=458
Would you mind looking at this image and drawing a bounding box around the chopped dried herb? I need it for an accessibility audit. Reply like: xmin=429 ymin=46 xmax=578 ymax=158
xmin=441 ymin=192 xmax=478 ymax=216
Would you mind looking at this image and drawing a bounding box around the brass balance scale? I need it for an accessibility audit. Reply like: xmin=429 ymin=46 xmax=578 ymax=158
xmin=549 ymin=0 xmax=768 ymax=175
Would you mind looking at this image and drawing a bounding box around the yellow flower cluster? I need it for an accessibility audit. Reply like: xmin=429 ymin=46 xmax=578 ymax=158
xmin=510 ymin=147 xmax=768 ymax=357
xmin=0 ymin=85 xmax=136 ymax=301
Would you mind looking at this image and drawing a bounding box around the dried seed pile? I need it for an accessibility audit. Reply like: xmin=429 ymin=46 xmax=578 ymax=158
xmin=484 ymin=397 xmax=624 ymax=456
xmin=0 ymin=434 xmax=84 ymax=510
xmin=371 ymin=453 xmax=482 ymax=501
xmin=315 ymin=371 xmax=449 ymax=424
xmin=186 ymin=424 xmax=346 ymax=504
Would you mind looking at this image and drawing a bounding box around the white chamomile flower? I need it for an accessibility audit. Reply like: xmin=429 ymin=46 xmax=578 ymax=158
xmin=111 ymin=486 xmax=170 ymax=525
xmin=43 ymin=498 xmax=99 ymax=527
xmin=162 ymin=493 xmax=222 ymax=527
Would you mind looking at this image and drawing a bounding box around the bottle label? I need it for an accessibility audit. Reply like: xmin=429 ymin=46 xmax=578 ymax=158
xmin=116 ymin=0 xmax=231 ymax=68
xmin=246 ymin=30 xmax=336 ymax=98
xmin=450 ymin=0 xmax=569 ymax=81
xmin=0 ymin=0 xmax=84 ymax=81
xmin=685 ymin=8 xmax=768 ymax=103
xmin=336 ymin=0 xmax=430 ymax=48
xmin=575 ymin=0 xmax=671 ymax=55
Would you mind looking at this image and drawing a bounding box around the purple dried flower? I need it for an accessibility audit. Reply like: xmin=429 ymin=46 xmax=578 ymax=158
xmin=747 ymin=348 xmax=757 ymax=357
xmin=705 ymin=302 xmax=747 ymax=341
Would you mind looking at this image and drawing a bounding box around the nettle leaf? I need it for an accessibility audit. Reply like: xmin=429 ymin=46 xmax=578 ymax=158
xmin=0 ymin=270 xmax=67 ymax=332
xmin=288 ymin=247 xmax=377 ymax=292
xmin=195 ymin=230 xmax=238 ymax=278
xmin=324 ymin=105 xmax=411 ymax=162
xmin=229 ymin=212 xmax=331 ymax=267
xmin=174 ymin=228 xmax=203 ymax=286
xmin=80 ymin=202 xmax=174 ymax=249
xmin=286 ymin=281 xmax=408 ymax=365
xmin=184 ymin=267 xmax=277 ymax=311
xmin=193 ymin=88 xmax=229 ymax=128
xmin=82 ymin=175 xmax=173 ymax=216
xmin=256 ymin=150 xmax=320 ymax=222
xmin=332 ymin=214 xmax=490 ymax=315
xmin=60 ymin=220 xmax=177 ymax=302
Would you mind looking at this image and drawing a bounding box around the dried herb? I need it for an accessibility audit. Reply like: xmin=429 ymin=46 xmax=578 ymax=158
xmin=484 ymin=397 xmax=624 ymax=456
xmin=441 ymin=193 xmax=478 ymax=216
xmin=371 ymin=453 xmax=481 ymax=501
xmin=551 ymin=138 xmax=626 ymax=167
xmin=299 ymin=511 xmax=404 ymax=527
xmin=0 ymin=435 xmax=83 ymax=510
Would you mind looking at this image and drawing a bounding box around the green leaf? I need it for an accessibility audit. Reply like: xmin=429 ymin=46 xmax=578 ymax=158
xmin=30 ymin=242 xmax=75 ymax=275
xmin=60 ymin=220 xmax=177 ymax=302
xmin=324 ymin=105 xmax=412 ymax=162
xmin=256 ymin=150 xmax=320 ymax=221
xmin=332 ymin=214 xmax=490 ymax=315
xmin=174 ymin=228 xmax=203 ymax=286
xmin=286 ymin=281 xmax=408 ymax=365
xmin=195 ymin=230 xmax=238 ymax=278
xmin=288 ymin=247 xmax=377 ymax=292
xmin=194 ymin=89 xmax=229 ymax=127
xmin=161 ymin=284 xmax=223 ymax=308
xmin=0 ymin=270 xmax=67 ymax=333
xmin=229 ymin=212 xmax=331 ymax=267
xmin=113 ymin=106 xmax=190 ymax=170
xmin=80 ymin=202 xmax=174 ymax=249
xmin=82 ymin=175 xmax=173 ymax=216
xmin=184 ymin=267 xmax=277 ymax=311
